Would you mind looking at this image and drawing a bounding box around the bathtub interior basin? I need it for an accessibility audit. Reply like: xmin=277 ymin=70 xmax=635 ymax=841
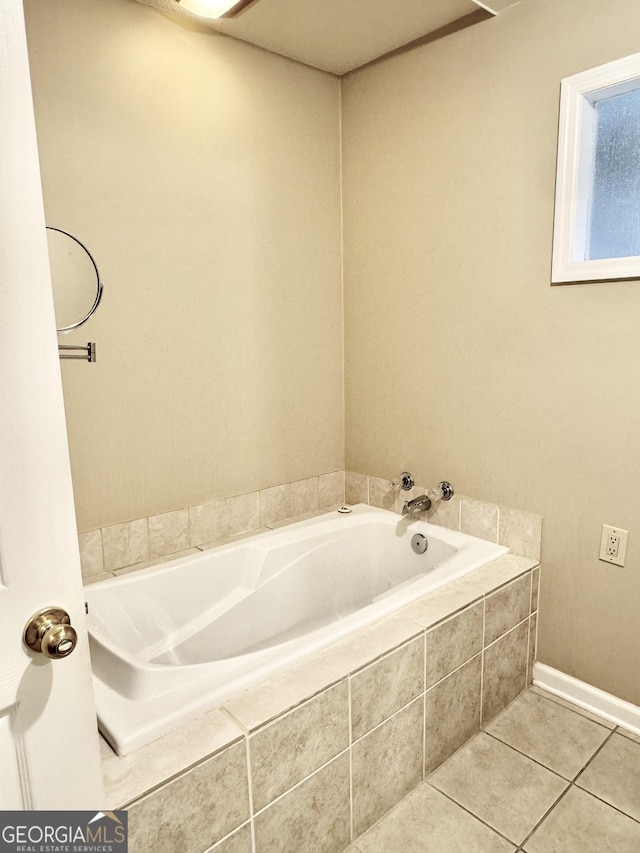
xmin=86 ymin=504 xmax=508 ymax=754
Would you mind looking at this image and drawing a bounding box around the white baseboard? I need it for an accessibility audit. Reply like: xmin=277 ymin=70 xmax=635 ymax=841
xmin=532 ymin=662 xmax=640 ymax=736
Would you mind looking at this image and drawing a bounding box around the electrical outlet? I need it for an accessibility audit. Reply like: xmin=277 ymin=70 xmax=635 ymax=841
xmin=599 ymin=524 xmax=628 ymax=567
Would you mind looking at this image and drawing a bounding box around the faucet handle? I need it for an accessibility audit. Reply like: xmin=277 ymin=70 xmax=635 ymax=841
xmin=397 ymin=472 xmax=414 ymax=491
xmin=438 ymin=481 xmax=454 ymax=501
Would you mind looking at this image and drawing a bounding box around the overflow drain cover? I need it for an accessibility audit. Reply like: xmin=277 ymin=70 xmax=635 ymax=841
xmin=411 ymin=533 xmax=428 ymax=554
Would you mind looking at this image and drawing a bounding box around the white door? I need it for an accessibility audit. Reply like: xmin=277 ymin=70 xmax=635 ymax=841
xmin=0 ymin=0 xmax=104 ymax=809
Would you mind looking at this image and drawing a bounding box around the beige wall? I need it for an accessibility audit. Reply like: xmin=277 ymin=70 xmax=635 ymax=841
xmin=24 ymin=0 xmax=344 ymax=533
xmin=342 ymin=0 xmax=640 ymax=705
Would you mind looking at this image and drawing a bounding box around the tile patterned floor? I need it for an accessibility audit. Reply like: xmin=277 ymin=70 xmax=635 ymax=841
xmin=347 ymin=687 xmax=640 ymax=852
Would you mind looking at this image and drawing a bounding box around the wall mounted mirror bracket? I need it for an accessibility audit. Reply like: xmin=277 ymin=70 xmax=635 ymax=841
xmin=58 ymin=342 xmax=96 ymax=362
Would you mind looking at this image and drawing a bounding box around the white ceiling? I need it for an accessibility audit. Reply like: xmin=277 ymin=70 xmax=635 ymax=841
xmin=135 ymin=0 xmax=523 ymax=76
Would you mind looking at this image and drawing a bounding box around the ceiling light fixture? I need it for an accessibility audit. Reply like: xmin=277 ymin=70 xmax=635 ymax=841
xmin=176 ymin=0 xmax=258 ymax=20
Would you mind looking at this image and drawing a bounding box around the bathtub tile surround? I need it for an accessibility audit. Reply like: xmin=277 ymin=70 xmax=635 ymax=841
xmin=100 ymin=706 xmax=245 ymax=808
xmin=222 ymin=650 xmax=353 ymax=734
xmin=402 ymin=553 xmax=535 ymax=629
xmin=114 ymin=548 xmax=200 ymax=575
xmin=210 ymin=824 xmax=252 ymax=853
xmin=314 ymin=615 xmax=423 ymax=680
xmin=460 ymin=497 xmax=500 ymax=542
xmin=484 ymin=573 xmax=532 ymax=646
xmin=483 ymin=621 xmax=530 ymax=723
xmin=249 ymin=682 xmax=349 ymax=812
xmin=259 ymin=483 xmax=291 ymax=527
xmin=104 ymin=551 xmax=539 ymax=852
xmin=253 ymin=753 xmax=351 ymax=853
xmin=319 ymin=470 xmax=346 ymax=507
xmin=350 ymin=636 xmax=424 ymax=740
xmin=425 ymin=602 xmax=483 ymax=688
xmin=532 ymin=566 xmax=540 ymax=611
xmin=199 ymin=528 xmax=271 ymax=551
xmin=78 ymin=528 xmax=104 ymax=578
xmin=189 ymin=499 xmax=229 ymax=547
xmin=126 ymin=740 xmax=249 ymax=853
xmin=148 ymin=508 xmax=190 ymax=559
xmin=227 ymin=491 xmax=261 ymax=536
xmin=368 ymin=475 xmax=397 ymax=511
xmin=424 ymin=492 xmax=461 ymax=530
xmin=351 ymin=699 xmax=424 ymax=837
xmin=499 ymin=505 xmax=543 ymax=564
xmin=424 ymin=654 xmax=483 ymax=775
xmin=345 ymin=471 xmax=368 ymax=505
xmin=367 ymin=473 xmax=539 ymax=562
xmin=79 ymin=470 xmax=346 ymax=578
xmin=78 ymin=469 xmax=541 ymax=578
xmin=102 ymin=518 xmax=149 ymax=572
xmin=290 ymin=476 xmax=320 ymax=516
xmin=528 ymin=612 xmax=538 ymax=684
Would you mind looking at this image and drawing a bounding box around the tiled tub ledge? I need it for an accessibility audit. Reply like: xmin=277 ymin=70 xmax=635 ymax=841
xmin=100 ymin=552 xmax=540 ymax=853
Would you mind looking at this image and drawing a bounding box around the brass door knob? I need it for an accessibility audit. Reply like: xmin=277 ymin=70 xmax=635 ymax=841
xmin=24 ymin=607 xmax=78 ymax=659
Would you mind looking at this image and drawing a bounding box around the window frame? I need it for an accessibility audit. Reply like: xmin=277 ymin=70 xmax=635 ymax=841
xmin=552 ymin=51 xmax=640 ymax=284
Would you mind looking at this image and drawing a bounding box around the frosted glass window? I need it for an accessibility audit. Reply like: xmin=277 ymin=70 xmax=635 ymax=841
xmin=588 ymin=88 xmax=640 ymax=261
xmin=552 ymin=51 xmax=640 ymax=283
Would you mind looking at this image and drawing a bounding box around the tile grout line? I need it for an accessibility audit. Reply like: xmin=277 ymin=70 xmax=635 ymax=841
xmin=222 ymin=628 xmax=430 ymax=739
xmin=480 ymin=596 xmax=486 ymax=728
xmin=482 ymin=729 xmax=578 ymax=782
xmin=243 ymin=736 xmax=257 ymax=853
xmin=87 ymin=497 xmax=536 ymax=580
xmin=525 ymin=573 xmax=534 ymax=688
xmin=425 ymin=779 xmax=523 ymax=848
xmin=572 ymin=775 xmax=640 ymax=827
xmin=483 ymin=612 xmax=532 ymax=652
xmin=348 ymin=675 xmax=354 ymax=844
xmin=483 ymin=701 xmax=640 ymax=848
xmin=520 ymin=747 xmax=640 ymax=850
xmin=357 ymin=686 xmax=640 ymax=852
xmin=203 ymin=818 xmax=253 ymax=853
xmin=517 ymin=783 xmax=574 ymax=851
xmin=144 ymin=515 xmax=150 ymax=563
xmin=422 ymin=630 xmax=427 ymax=781
xmin=88 ymin=472 xmax=347 ymax=574
xmin=118 ymin=734 xmax=248 ymax=810
xmin=573 ymin=726 xmax=617 ymax=783
xmin=350 ymin=692 xmax=425 ymax=749
xmin=424 ymin=649 xmax=484 ymax=697
xmin=250 ymin=744 xmax=352 ymax=820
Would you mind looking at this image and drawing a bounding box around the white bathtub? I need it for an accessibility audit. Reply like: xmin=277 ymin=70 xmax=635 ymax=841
xmin=86 ymin=504 xmax=507 ymax=755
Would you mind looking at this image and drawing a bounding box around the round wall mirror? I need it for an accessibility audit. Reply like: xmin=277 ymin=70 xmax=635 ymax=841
xmin=47 ymin=226 xmax=104 ymax=334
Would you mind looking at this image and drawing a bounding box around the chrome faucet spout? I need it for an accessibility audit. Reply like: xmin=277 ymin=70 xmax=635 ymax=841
xmin=402 ymin=495 xmax=432 ymax=516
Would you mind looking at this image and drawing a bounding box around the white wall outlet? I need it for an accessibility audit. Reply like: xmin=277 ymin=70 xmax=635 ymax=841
xmin=599 ymin=524 xmax=628 ymax=567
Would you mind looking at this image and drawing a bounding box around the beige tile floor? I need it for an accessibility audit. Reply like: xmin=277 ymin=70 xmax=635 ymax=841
xmin=347 ymin=686 xmax=640 ymax=852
